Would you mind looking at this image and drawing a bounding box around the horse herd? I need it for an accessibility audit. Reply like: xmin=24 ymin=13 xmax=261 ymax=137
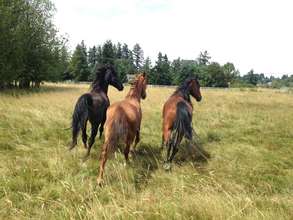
xmin=69 ymin=64 xmax=205 ymax=185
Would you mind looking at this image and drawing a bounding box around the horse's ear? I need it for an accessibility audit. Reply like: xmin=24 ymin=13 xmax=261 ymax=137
xmin=142 ymin=72 xmax=147 ymax=78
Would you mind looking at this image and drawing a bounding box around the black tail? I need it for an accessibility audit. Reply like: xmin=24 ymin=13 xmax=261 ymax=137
xmin=165 ymin=101 xmax=192 ymax=164
xmin=170 ymin=101 xmax=192 ymax=147
xmin=70 ymin=94 xmax=93 ymax=149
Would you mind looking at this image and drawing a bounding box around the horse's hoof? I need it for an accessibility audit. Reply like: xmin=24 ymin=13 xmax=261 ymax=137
xmin=129 ymin=150 xmax=136 ymax=158
xmin=163 ymin=162 xmax=171 ymax=171
xmin=97 ymin=178 xmax=104 ymax=186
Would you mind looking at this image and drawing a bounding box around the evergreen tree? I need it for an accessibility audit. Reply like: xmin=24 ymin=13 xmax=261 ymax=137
xmin=122 ymin=43 xmax=130 ymax=59
xmin=88 ymin=46 xmax=98 ymax=80
xmin=116 ymin=42 xmax=122 ymax=59
xmin=69 ymin=41 xmax=90 ymax=81
xmin=101 ymin=40 xmax=115 ymax=65
xmin=132 ymin=43 xmax=144 ymax=71
xmin=142 ymin=57 xmax=152 ymax=74
xmin=151 ymin=52 xmax=172 ymax=85
xmin=197 ymin=50 xmax=211 ymax=66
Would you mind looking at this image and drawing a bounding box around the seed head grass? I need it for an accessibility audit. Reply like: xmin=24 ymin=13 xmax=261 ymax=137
xmin=0 ymin=84 xmax=292 ymax=219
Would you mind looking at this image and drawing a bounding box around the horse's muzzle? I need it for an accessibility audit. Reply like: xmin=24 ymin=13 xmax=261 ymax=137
xmin=196 ymin=96 xmax=202 ymax=102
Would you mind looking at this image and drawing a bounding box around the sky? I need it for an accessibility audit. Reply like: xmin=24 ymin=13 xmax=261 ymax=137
xmin=53 ymin=0 xmax=293 ymax=76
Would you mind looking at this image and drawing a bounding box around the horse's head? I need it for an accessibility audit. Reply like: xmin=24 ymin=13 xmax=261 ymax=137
xmin=186 ymin=77 xmax=202 ymax=102
xmin=103 ymin=64 xmax=124 ymax=91
xmin=135 ymin=72 xmax=147 ymax=99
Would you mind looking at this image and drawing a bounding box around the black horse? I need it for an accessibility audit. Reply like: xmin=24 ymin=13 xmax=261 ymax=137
xmin=70 ymin=64 xmax=124 ymax=158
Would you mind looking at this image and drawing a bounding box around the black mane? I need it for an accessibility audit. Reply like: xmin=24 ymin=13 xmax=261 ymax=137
xmin=173 ymin=77 xmax=199 ymax=103
xmin=91 ymin=64 xmax=115 ymax=91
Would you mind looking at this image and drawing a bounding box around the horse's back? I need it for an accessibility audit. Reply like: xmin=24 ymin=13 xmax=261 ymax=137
xmin=108 ymin=99 xmax=141 ymax=123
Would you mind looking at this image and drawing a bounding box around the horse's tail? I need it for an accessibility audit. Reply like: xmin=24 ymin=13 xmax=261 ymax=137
xmin=103 ymin=113 xmax=127 ymax=152
xmin=71 ymin=94 xmax=93 ymax=147
xmin=169 ymin=101 xmax=192 ymax=147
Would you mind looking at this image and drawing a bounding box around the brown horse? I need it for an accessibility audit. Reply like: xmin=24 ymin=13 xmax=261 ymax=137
xmin=162 ymin=77 xmax=202 ymax=170
xmin=97 ymin=73 xmax=147 ymax=185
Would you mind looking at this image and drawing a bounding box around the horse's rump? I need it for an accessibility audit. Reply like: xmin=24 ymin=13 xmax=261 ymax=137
xmin=104 ymin=106 xmax=129 ymax=148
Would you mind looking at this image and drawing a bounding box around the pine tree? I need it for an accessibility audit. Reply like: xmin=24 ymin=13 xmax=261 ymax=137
xmin=122 ymin=43 xmax=130 ymax=59
xmin=152 ymin=52 xmax=171 ymax=85
xmin=197 ymin=50 xmax=211 ymax=66
xmin=69 ymin=41 xmax=90 ymax=81
xmin=132 ymin=43 xmax=144 ymax=71
xmin=102 ymin=40 xmax=115 ymax=65
xmin=116 ymin=42 xmax=122 ymax=59
xmin=88 ymin=46 xmax=98 ymax=80
xmin=142 ymin=57 xmax=152 ymax=74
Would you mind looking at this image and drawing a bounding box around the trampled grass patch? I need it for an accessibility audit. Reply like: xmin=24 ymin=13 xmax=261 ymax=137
xmin=0 ymin=84 xmax=293 ymax=219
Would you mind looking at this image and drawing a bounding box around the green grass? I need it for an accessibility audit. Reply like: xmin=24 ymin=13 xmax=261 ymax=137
xmin=0 ymin=83 xmax=293 ymax=219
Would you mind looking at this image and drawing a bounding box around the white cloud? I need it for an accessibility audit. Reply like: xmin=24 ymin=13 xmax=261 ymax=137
xmin=53 ymin=0 xmax=293 ymax=76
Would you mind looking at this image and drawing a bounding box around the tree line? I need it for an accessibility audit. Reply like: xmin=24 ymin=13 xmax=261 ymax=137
xmin=1 ymin=0 xmax=292 ymax=89
xmin=67 ymin=41 xmax=293 ymax=88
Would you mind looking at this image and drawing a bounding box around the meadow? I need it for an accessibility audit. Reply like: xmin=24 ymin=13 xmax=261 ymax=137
xmin=0 ymin=83 xmax=293 ymax=219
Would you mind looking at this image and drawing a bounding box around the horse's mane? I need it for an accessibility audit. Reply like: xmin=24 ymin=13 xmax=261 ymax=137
xmin=91 ymin=64 xmax=114 ymax=90
xmin=126 ymin=73 xmax=145 ymax=98
xmin=173 ymin=77 xmax=199 ymax=102
xmin=129 ymin=74 xmax=142 ymax=87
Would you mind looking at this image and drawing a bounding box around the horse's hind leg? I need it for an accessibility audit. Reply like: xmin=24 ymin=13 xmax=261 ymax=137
xmin=99 ymin=114 xmax=106 ymax=139
xmin=124 ymin=143 xmax=131 ymax=163
xmin=84 ymin=123 xmax=99 ymax=159
xmin=131 ymin=130 xmax=140 ymax=153
xmin=82 ymin=120 xmax=88 ymax=149
xmin=69 ymin=127 xmax=79 ymax=150
xmin=163 ymin=142 xmax=172 ymax=170
xmin=97 ymin=142 xmax=110 ymax=185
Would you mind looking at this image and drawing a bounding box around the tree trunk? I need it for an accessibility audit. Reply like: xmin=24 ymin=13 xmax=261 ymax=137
xmin=35 ymin=81 xmax=41 ymax=88
xmin=19 ymin=79 xmax=30 ymax=88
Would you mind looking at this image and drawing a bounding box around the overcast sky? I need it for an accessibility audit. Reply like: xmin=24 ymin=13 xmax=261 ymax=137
xmin=53 ymin=0 xmax=293 ymax=76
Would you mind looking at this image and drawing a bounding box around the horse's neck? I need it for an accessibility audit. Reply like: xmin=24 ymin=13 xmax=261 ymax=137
xmin=176 ymin=90 xmax=191 ymax=103
xmin=126 ymin=85 xmax=141 ymax=102
xmin=91 ymin=82 xmax=109 ymax=94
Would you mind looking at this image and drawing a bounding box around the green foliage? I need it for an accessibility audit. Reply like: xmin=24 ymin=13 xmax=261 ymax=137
xmin=132 ymin=43 xmax=144 ymax=71
xmin=68 ymin=41 xmax=90 ymax=81
xmin=149 ymin=52 xmax=172 ymax=85
xmin=197 ymin=50 xmax=211 ymax=65
xmin=101 ymin=40 xmax=115 ymax=65
xmin=0 ymin=0 xmax=69 ymax=88
xmin=173 ymin=59 xmax=199 ymax=85
xmin=142 ymin=57 xmax=152 ymax=75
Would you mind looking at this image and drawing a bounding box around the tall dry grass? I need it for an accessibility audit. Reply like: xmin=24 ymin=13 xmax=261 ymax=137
xmin=0 ymin=84 xmax=293 ymax=219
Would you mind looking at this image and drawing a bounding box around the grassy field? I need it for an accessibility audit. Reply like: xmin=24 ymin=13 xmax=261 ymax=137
xmin=0 ymin=83 xmax=293 ymax=219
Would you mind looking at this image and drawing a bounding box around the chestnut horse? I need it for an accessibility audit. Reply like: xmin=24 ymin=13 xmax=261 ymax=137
xmin=162 ymin=77 xmax=202 ymax=170
xmin=70 ymin=64 xmax=124 ymax=158
xmin=97 ymin=73 xmax=147 ymax=185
